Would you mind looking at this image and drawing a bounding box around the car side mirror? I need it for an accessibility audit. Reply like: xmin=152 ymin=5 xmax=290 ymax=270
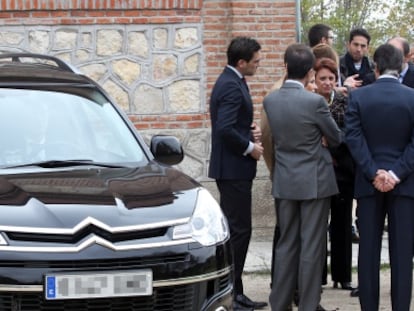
xmin=150 ymin=135 xmax=184 ymax=165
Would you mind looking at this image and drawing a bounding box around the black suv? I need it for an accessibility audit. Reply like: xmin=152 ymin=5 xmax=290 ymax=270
xmin=0 ymin=53 xmax=233 ymax=311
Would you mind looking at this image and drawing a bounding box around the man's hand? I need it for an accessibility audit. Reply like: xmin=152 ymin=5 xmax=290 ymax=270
xmin=250 ymin=142 xmax=263 ymax=161
xmin=321 ymin=136 xmax=328 ymax=148
xmin=334 ymin=86 xmax=348 ymax=96
xmin=251 ymin=122 xmax=262 ymax=143
xmin=373 ymin=169 xmax=396 ymax=192
xmin=343 ymin=74 xmax=362 ymax=89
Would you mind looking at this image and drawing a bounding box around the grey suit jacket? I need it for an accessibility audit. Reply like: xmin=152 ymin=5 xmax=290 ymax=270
xmin=263 ymin=81 xmax=341 ymax=200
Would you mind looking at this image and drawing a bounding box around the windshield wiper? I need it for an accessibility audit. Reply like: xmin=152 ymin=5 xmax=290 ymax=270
xmin=3 ymin=160 xmax=125 ymax=169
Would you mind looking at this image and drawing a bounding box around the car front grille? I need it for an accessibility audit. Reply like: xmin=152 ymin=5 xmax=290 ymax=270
xmin=0 ymin=254 xmax=188 ymax=269
xmin=0 ymin=285 xmax=193 ymax=311
xmin=0 ymin=273 xmax=232 ymax=311
xmin=6 ymin=225 xmax=167 ymax=244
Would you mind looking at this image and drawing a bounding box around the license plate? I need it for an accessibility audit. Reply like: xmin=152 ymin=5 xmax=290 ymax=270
xmin=45 ymin=270 xmax=152 ymax=300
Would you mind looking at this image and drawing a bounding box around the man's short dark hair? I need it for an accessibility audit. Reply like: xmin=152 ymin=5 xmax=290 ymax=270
xmin=349 ymin=28 xmax=371 ymax=44
xmin=308 ymin=23 xmax=332 ymax=47
xmin=400 ymin=38 xmax=410 ymax=57
xmin=387 ymin=36 xmax=410 ymax=57
xmin=373 ymin=44 xmax=403 ymax=75
xmin=227 ymin=36 xmax=261 ymax=67
xmin=284 ymin=43 xmax=315 ymax=79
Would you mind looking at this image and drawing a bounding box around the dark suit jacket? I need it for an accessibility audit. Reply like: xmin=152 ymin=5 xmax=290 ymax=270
xmin=340 ymin=53 xmax=375 ymax=86
xmin=402 ymin=62 xmax=414 ymax=88
xmin=208 ymin=67 xmax=257 ymax=180
xmin=345 ymin=77 xmax=414 ymax=198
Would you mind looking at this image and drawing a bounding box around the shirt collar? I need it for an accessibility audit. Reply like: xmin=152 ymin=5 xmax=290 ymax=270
xmin=378 ymin=74 xmax=398 ymax=80
xmin=226 ymin=65 xmax=243 ymax=79
xmin=285 ymin=79 xmax=304 ymax=88
xmin=400 ymin=63 xmax=409 ymax=78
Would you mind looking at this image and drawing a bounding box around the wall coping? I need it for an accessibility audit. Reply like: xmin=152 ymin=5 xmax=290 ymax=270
xmin=0 ymin=0 xmax=202 ymax=11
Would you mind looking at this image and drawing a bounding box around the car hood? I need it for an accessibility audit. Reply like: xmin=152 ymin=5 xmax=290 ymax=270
xmin=0 ymin=164 xmax=200 ymax=230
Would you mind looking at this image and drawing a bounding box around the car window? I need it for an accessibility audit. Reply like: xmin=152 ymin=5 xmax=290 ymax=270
xmin=0 ymin=88 xmax=147 ymax=167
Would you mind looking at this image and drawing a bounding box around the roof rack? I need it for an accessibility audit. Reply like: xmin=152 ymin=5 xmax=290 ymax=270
xmin=0 ymin=53 xmax=80 ymax=73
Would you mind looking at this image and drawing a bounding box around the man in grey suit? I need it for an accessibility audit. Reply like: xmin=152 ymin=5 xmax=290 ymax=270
xmin=264 ymin=43 xmax=341 ymax=311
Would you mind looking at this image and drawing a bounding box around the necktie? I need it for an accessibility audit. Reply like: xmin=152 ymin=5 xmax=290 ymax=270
xmin=241 ymin=77 xmax=249 ymax=92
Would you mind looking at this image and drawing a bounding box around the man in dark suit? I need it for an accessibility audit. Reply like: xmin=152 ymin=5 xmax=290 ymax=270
xmin=340 ymin=28 xmax=375 ymax=88
xmin=388 ymin=36 xmax=414 ymax=88
xmin=264 ymin=43 xmax=341 ymax=311
xmin=208 ymin=36 xmax=266 ymax=311
xmin=345 ymin=44 xmax=414 ymax=311
xmin=339 ymin=30 xmax=375 ymax=294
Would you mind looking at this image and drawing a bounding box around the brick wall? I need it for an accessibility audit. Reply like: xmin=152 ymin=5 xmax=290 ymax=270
xmin=0 ymin=1 xmax=202 ymax=25
xmin=0 ymin=0 xmax=297 ymax=180
xmin=203 ymin=1 xmax=296 ymax=121
xmin=0 ymin=0 xmax=202 ymax=11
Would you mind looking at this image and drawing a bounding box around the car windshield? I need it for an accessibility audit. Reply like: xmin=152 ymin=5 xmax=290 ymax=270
xmin=0 ymin=88 xmax=147 ymax=168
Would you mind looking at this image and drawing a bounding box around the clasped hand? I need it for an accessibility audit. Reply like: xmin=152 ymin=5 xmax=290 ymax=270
xmin=373 ymin=169 xmax=397 ymax=192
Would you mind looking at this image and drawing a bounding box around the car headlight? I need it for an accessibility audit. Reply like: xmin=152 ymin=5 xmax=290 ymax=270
xmin=173 ymin=188 xmax=229 ymax=246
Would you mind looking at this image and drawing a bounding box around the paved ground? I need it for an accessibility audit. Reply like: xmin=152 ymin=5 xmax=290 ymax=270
xmin=243 ymin=233 xmax=398 ymax=310
xmin=243 ymin=270 xmax=395 ymax=311
xmin=245 ymin=230 xmax=390 ymax=273
xmin=207 ymin=176 xmax=402 ymax=309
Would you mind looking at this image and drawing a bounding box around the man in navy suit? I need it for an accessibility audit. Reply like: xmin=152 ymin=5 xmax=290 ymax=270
xmin=345 ymin=44 xmax=414 ymax=311
xmin=208 ymin=36 xmax=266 ymax=311
xmin=388 ymin=36 xmax=414 ymax=88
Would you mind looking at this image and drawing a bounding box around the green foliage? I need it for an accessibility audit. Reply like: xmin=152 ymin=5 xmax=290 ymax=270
xmin=301 ymin=0 xmax=414 ymax=55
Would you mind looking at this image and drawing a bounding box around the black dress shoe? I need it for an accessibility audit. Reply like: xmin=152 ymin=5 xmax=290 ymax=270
xmin=235 ymin=294 xmax=268 ymax=309
xmin=333 ymin=281 xmax=355 ymax=290
xmin=293 ymin=289 xmax=299 ymax=306
xmin=315 ymin=304 xmax=327 ymax=311
xmin=352 ymin=226 xmax=360 ymax=243
xmin=350 ymin=287 xmax=359 ymax=297
xmin=233 ymin=300 xmax=254 ymax=311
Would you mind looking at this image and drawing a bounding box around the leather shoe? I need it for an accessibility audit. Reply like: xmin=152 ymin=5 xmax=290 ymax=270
xmin=293 ymin=289 xmax=299 ymax=306
xmin=350 ymin=287 xmax=359 ymax=297
xmin=316 ymin=305 xmax=336 ymax=311
xmin=233 ymin=300 xmax=254 ymax=311
xmin=352 ymin=226 xmax=360 ymax=243
xmin=333 ymin=281 xmax=355 ymax=290
xmin=235 ymin=294 xmax=268 ymax=309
